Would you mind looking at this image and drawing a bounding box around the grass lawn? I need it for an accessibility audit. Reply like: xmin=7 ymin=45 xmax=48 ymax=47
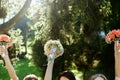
xmin=0 ymin=58 xmax=42 ymax=80
xmin=0 ymin=57 xmax=82 ymax=80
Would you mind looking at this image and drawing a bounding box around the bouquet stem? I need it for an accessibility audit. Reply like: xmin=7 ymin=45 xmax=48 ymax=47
xmin=114 ymin=38 xmax=120 ymax=41
xmin=0 ymin=41 xmax=7 ymax=46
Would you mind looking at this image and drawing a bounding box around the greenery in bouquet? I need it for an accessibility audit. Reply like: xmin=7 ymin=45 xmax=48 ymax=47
xmin=44 ymin=40 xmax=64 ymax=60
xmin=105 ymin=29 xmax=120 ymax=44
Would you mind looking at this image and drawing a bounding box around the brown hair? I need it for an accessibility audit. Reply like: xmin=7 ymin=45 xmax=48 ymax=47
xmin=58 ymin=70 xmax=76 ymax=80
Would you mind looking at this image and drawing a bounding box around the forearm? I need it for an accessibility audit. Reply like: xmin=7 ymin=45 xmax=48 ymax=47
xmin=3 ymin=56 xmax=18 ymax=80
xmin=115 ymin=76 xmax=120 ymax=80
xmin=44 ymin=60 xmax=54 ymax=80
xmin=115 ymin=53 xmax=120 ymax=78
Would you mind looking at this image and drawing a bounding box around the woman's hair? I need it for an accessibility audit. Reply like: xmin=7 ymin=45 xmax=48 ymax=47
xmin=23 ymin=74 xmax=38 ymax=80
xmin=89 ymin=73 xmax=108 ymax=80
xmin=58 ymin=70 xmax=76 ymax=80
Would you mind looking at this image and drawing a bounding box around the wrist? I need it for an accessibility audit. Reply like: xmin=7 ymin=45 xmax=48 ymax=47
xmin=115 ymin=76 xmax=120 ymax=80
xmin=48 ymin=60 xmax=54 ymax=65
xmin=2 ymin=54 xmax=9 ymax=60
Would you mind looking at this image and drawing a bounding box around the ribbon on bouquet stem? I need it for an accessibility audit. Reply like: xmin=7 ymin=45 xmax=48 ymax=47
xmin=48 ymin=46 xmax=57 ymax=61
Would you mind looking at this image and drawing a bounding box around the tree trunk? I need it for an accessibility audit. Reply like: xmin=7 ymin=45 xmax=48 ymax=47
xmin=0 ymin=0 xmax=32 ymax=33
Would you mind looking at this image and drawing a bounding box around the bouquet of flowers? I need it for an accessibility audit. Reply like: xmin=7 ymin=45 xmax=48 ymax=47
xmin=0 ymin=34 xmax=12 ymax=48
xmin=105 ymin=29 xmax=120 ymax=44
xmin=44 ymin=40 xmax=64 ymax=61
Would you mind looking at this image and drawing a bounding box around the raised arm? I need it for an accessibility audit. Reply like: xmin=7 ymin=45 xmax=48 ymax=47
xmin=44 ymin=47 xmax=56 ymax=80
xmin=0 ymin=46 xmax=18 ymax=80
xmin=44 ymin=40 xmax=64 ymax=80
xmin=114 ymin=41 xmax=120 ymax=80
xmin=44 ymin=59 xmax=54 ymax=80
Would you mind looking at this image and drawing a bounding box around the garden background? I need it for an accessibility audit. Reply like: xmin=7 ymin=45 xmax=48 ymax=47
xmin=0 ymin=0 xmax=119 ymax=80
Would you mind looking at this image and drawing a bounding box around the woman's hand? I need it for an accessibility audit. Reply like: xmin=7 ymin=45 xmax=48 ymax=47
xmin=0 ymin=45 xmax=18 ymax=80
xmin=114 ymin=41 xmax=120 ymax=78
xmin=0 ymin=45 xmax=8 ymax=58
xmin=44 ymin=40 xmax=64 ymax=61
xmin=114 ymin=41 xmax=120 ymax=54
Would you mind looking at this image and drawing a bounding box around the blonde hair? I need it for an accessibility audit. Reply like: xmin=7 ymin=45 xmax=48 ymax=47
xmin=23 ymin=74 xmax=38 ymax=80
xmin=89 ymin=73 xmax=108 ymax=80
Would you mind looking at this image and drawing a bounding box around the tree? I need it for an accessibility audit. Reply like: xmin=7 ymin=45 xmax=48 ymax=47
xmin=0 ymin=0 xmax=32 ymax=33
xmin=44 ymin=0 xmax=113 ymax=79
xmin=28 ymin=0 xmax=117 ymax=79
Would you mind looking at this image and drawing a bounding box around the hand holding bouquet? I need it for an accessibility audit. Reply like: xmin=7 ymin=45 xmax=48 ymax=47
xmin=0 ymin=34 xmax=12 ymax=48
xmin=105 ymin=29 xmax=120 ymax=44
xmin=0 ymin=34 xmax=12 ymax=56
xmin=44 ymin=40 xmax=64 ymax=61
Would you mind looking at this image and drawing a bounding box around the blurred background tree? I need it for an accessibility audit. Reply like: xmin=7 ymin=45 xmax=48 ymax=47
xmin=0 ymin=0 xmax=120 ymax=80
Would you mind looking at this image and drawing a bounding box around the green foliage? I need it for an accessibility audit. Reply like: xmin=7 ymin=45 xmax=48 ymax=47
xmin=31 ymin=39 xmax=70 ymax=79
xmin=6 ymin=0 xmax=119 ymax=79
xmin=15 ymin=59 xmax=42 ymax=80
xmin=0 ymin=59 xmax=41 ymax=80
xmin=0 ymin=0 xmax=26 ymax=24
xmin=0 ymin=62 xmax=9 ymax=79
xmin=0 ymin=7 xmax=7 ymax=18
xmin=8 ymin=28 xmax=24 ymax=59
xmin=32 ymin=40 xmax=47 ymax=79
xmin=0 ymin=0 xmax=7 ymax=19
xmin=42 ymin=0 xmax=116 ymax=79
xmin=9 ymin=28 xmax=23 ymax=44
xmin=97 ymin=43 xmax=114 ymax=80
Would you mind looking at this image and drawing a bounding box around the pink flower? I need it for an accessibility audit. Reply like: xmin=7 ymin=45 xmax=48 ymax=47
xmin=105 ymin=29 xmax=120 ymax=44
xmin=0 ymin=34 xmax=12 ymax=48
xmin=0 ymin=34 xmax=11 ymax=42
xmin=105 ymin=35 xmax=111 ymax=43
xmin=115 ymin=30 xmax=120 ymax=37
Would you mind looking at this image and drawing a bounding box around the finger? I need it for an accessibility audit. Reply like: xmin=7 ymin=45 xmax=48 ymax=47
xmin=114 ymin=41 xmax=117 ymax=50
xmin=116 ymin=41 xmax=119 ymax=46
xmin=0 ymin=46 xmax=4 ymax=53
xmin=117 ymin=41 xmax=120 ymax=48
xmin=1 ymin=45 xmax=7 ymax=53
xmin=2 ymin=45 xmax=5 ymax=50
xmin=116 ymin=41 xmax=120 ymax=53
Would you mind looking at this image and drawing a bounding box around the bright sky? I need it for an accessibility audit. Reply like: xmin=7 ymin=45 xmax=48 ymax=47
xmin=0 ymin=0 xmax=43 ymax=24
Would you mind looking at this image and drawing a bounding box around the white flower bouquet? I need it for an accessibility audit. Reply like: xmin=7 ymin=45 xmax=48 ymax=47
xmin=44 ymin=40 xmax=64 ymax=61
